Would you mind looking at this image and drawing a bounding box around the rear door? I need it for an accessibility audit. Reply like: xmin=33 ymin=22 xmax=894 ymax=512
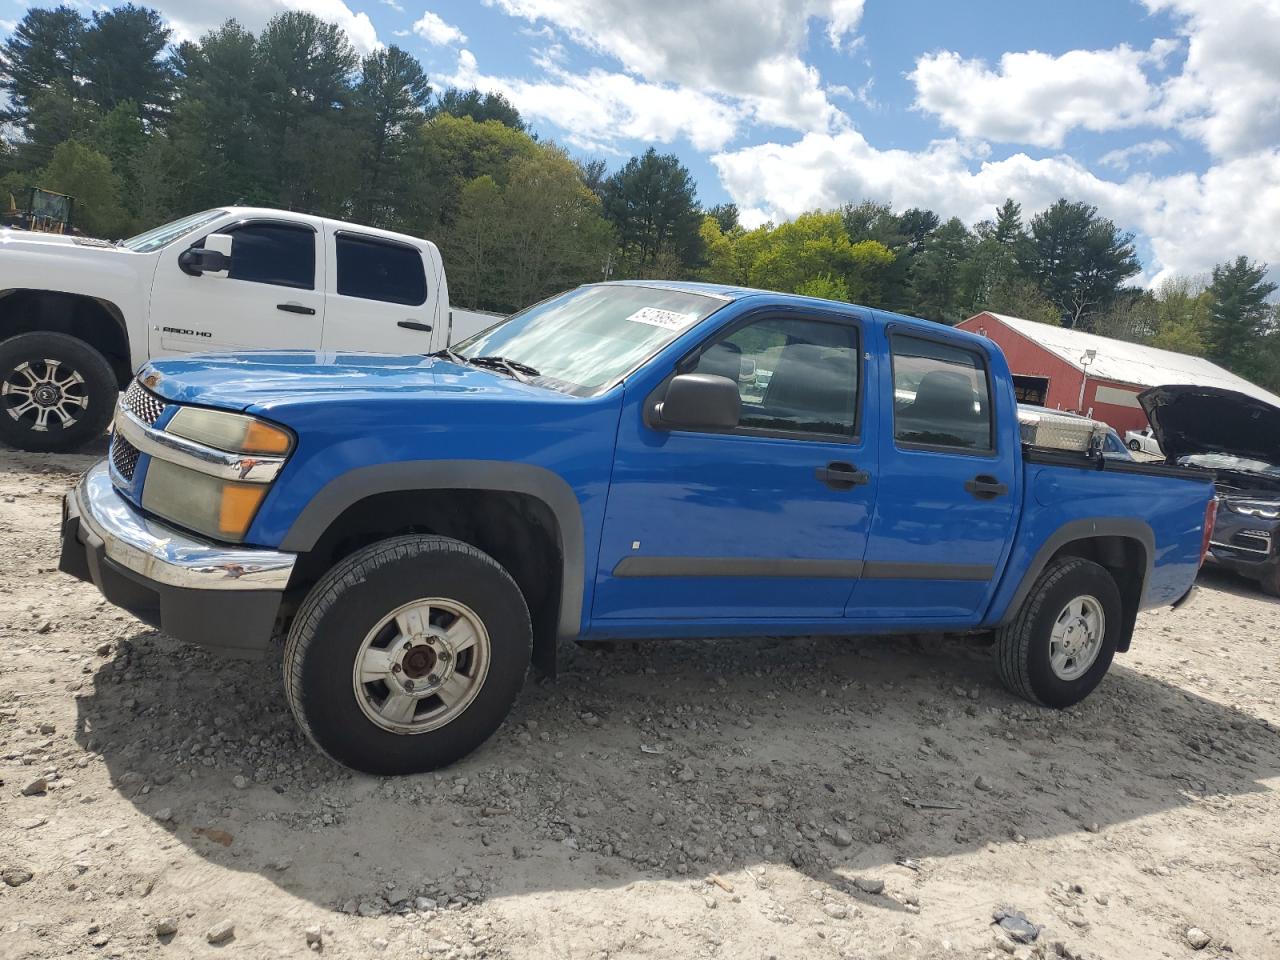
xmin=847 ymin=327 xmax=1018 ymax=620
xmin=319 ymin=229 xmax=435 ymax=354
xmin=148 ymin=219 xmax=325 ymax=355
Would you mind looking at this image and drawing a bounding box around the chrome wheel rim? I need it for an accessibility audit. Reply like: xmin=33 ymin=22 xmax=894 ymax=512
xmin=2 ymin=358 xmax=88 ymax=432
xmin=1049 ymin=594 xmax=1105 ymax=681
xmin=352 ymin=597 xmax=491 ymax=734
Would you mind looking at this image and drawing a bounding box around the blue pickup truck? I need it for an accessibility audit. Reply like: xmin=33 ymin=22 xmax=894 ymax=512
xmin=59 ymin=282 xmax=1216 ymax=774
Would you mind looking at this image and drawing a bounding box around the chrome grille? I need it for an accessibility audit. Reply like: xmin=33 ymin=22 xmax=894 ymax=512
xmin=110 ymin=434 xmax=141 ymax=481
xmin=121 ymin=379 xmax=166 ymax=426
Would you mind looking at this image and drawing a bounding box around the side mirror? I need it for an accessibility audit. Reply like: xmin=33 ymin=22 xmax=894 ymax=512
xmin=178 ymin=233 xmax=233 ymax=277
xmin=657 ymin=373 xmax=741 ymax=430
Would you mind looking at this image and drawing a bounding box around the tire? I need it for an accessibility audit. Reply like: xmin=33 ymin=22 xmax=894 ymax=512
xmin=1128 ymin=439 xmax=1141 ymax=451
xmin=994 ymin=556 xmax=1122 ymax=708
xmin=284 ymin=535 xmax=532 ymax=775
xmin=0 ymin=331 xmax=117 ymax=453
xmin=1260 ymin=564 xmax=1280 ymax=598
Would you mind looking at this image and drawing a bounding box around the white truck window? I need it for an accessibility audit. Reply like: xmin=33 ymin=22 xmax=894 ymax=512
xmin=217 ymin=224 xmax=315 ymax=290
xmin=335 ymin=234 xmax=427 ymax=306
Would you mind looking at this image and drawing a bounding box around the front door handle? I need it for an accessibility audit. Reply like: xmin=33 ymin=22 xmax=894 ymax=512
xmin=816 ymin=461 xmax=871 ymax=490
xmin=965 ymin=475 xmax=1009 ymax=499
xmin=397 ymin=320 xmax=433 ymax=332
xmin=277 ymin=302 xmax=315 ymax=315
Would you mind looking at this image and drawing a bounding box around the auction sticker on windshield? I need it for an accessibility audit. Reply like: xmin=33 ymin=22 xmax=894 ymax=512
xmin=626 ymin=307 xmax=700 ymax=331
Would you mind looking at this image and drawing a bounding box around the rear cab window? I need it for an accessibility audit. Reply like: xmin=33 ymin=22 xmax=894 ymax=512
xmin=891 ymin=334 xmax=993 ymax=452
xmin=335 ymin=233 xmax=427 ymax=305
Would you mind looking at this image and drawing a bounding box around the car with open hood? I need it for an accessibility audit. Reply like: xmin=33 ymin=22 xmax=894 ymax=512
xmin=1140 ymin=384 xmax=1280 ymax=595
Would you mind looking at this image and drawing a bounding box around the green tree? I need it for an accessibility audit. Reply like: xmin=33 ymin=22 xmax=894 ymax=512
xmin=443 ymin=146 xmax=612 ymax=312
xmin=908 ymin=217 xmax=975 ymax=323
xmin=744 ymin=211 xmax=894 ymax=302
xmin=168 ymin=21 xmax=264 ymax=207
xmin=1204 ymin=257 xmax=1277 ymax=374
xmin=600 ymin=147 xmax=703 ymax=275
xmin=1020 ymin=199 xmax=1140 ymax=330
xmin=0 ymin=6 xmax=85 ymax=127
xmin=401 ymin=113 xmax=538 ymax=236
xmin=707 ymin=202 xmax=740 ymax=234
xmin=37 ymin=140 xmax=127 ymax=236
xmin=433 ymin=87 xmax=525 ymax=130
xmin=353 ymin=46 xmax=432 ymax=224
xmin=80 ymin=4 xmax=173 ymax=120
xmin=1147 ymin=275 xmax=1210 ymax=355
xmin=253 ymin=11 xmax=359 ymax=213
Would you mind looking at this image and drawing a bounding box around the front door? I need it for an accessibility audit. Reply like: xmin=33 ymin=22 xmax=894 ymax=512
xmin=148 ymin=220 xmax=325 ymax=356
xmin=593 ymin=309 xmax=878 ymax=621
xmin=848 ymin=329 xmax=1018 ymax=620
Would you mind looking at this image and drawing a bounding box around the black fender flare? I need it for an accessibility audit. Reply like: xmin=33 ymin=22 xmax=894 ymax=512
xmin=279 ymin=460 xmax=586 ymax=642
xmin=998 ymin=518 xmax=1155 ymax=645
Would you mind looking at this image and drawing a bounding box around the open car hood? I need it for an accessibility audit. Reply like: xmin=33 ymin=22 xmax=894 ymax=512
xmin=1138 ymin=385 xmax=1280 ymax=464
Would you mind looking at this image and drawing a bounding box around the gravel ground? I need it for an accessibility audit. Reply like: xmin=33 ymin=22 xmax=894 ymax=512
xmin=2 ymin=444 xmax=1280 ymax=960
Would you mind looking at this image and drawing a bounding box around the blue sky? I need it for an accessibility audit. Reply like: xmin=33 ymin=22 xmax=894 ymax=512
xmin=8 ymin=0 xmax=1279 ymax=284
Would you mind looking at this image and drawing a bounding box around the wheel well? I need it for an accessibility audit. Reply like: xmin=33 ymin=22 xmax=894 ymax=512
xmin=1048 ymin=535 xmax=1146 ymax=652
xmin=288 ymin=489 xmax=564 ymax=673
xmin=0 ymin=289 xmax=132 ymax=387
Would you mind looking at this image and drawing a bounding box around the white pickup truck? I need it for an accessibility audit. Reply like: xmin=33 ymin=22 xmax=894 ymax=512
xmin=0 ymin=207 xmax=501 ymax=452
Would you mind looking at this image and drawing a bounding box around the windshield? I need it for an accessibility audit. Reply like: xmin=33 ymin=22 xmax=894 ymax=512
xmin=454 ymin=284 xmax=726 ymax=396
xmin=1177 ymin=453 xmax=1280 ymax=476
xmin=121 ymin=209 xmax=227 ymax=253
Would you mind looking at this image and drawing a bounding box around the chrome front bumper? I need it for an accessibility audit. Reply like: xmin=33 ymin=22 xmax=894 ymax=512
xmin=59 ymin=461 xmax=296 ymax=655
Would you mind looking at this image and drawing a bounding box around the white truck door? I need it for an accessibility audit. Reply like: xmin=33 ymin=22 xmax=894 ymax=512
xmin=148 ymin=219 xmax=325 ymax=355
xmin=319 ymin=227 xmax=436 ymax=354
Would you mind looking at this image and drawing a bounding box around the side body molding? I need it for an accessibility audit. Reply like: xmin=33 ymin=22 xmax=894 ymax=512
xmin=279 ymin=460 xmax=586 ymax=640
xmin=994 ymin=517 xmax=1156 ymax=627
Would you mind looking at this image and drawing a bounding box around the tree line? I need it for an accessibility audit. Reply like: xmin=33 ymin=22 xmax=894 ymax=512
xmin=1 ymin=4 xmax=1276 ymax=390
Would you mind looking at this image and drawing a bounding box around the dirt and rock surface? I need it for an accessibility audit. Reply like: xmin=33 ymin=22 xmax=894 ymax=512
xmin=3 ymin=444 xmax=1280 ymax=960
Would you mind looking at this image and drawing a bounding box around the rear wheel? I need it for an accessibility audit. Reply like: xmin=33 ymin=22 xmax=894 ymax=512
xmin=1128 ymin=439 xmax=1141 ymax=451
xmin=0 ymin=332 xmax=116 ymax=452
xmin=1259 ymin=564 xmax=1280 ymax=598
xmin=995 ymin=557 xmax=1121 ymax=708
xmin=284 ymin=535 xmax=531 ymax=775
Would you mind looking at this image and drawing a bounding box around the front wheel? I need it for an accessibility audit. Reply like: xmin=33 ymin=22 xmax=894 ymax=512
xmin=994 ymin=556 xmax=1121 ymax=708
xmin=0 ymin=331 xmax=117 ymax=452
xmin=1128 ymin=439 xmax=1141 ymax=451
xmin=284 ymin=535 xmax=532 ymax=774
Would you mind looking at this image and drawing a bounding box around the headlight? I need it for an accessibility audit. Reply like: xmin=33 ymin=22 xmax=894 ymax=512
xmin=141 ymin=459 xmax=267 ymax=542
xmin=1226 ymin=500 xmax=1280 ymax=519
xmin=166 ymin=407 xmax=293 ymax=455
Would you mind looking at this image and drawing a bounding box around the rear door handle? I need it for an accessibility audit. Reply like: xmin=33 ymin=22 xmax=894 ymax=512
xmin=816 ymin=461 xmax=871 ymax=490
xmin=397 ymin=320 xmax=433 ymax=332
xmin=965 ymin=475 xmax=1008 ymax=499
xmin=277 ymin=302 xmax=315 ymax=315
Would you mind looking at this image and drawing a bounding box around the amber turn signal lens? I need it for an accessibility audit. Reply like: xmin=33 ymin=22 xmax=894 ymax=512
xmin=242 ymin=420 xmax=293 ymax=455
xmin=218 ymin=484 xmax=267 ymax=537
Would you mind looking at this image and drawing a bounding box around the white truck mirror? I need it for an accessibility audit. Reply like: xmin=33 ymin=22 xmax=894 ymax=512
xmin=178 ymin=233 xmax=234 ymax=278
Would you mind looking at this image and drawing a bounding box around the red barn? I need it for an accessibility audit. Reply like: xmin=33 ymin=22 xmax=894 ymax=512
xmin=957 ymin=311 xmax=1280 ymax=435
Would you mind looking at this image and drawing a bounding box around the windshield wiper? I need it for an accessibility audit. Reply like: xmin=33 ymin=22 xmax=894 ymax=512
xmin=468 ymin=355 xmax=541 ymax=383
xmin=430 ymin=346 xmax=468 ymax=365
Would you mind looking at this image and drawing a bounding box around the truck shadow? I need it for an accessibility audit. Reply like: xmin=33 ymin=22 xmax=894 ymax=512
xmin=75 ymin=626 xmax=1280 ymax=914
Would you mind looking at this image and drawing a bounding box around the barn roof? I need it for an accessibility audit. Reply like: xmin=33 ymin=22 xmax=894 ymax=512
xmin=970 ymin=312 xmax=1280 ymax=408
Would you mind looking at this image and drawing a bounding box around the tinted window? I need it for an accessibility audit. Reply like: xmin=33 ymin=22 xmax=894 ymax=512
xmin=223 ymin=224 xmax=314 ymax=289
xmin=892 ymin=335 xmax=992 ymax=451
xmin=336 ymin=234 xmax=427 ymax=305
xmin=692 ymin=316 xmax=859 ymax=437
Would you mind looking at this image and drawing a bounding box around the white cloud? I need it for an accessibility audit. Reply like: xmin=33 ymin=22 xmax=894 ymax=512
xmin=1098 ymin=139 xmax=1174 ymax=170
xmin=483 ymin=0 xmax=865 ymax=134
xmin=1145 ymin=0 xmax=1280 ymax=158
xmin=711 ymin=131 xmax=1280 ymax=285
xmin=910 ymin=44 xmax=1162 ymax=148
xmin=379 ymin=0 xmax=404 ymax=11
xmin=148 ymin=0 xmax=379 ymax=53
xmin=448 ymin=49 xmax=741 ymax=152
xmin=412 ymin=9 xmax=467 ymax=46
